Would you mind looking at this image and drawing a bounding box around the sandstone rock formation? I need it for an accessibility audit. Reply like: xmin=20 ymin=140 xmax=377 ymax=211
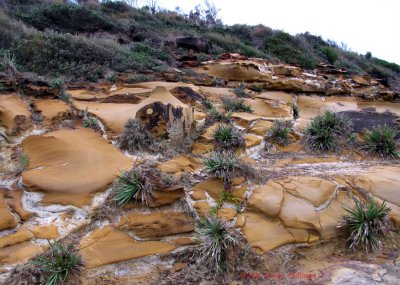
xmin=22 ymin=128 xmax=132 ymax=206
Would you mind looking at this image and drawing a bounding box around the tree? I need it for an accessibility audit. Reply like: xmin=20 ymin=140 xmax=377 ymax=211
xmin=365 ymin=51 xmax=372 ymax=60
xmin=143 ymin=0 xmax=158 ymax=13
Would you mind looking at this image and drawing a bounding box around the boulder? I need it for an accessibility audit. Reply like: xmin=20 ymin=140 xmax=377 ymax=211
xmin=176 ymin=37 xmax=212 ymax=53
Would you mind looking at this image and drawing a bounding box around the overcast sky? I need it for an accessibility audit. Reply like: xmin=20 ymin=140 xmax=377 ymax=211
xmin=157 ymin=0 xmax=400 ymax=64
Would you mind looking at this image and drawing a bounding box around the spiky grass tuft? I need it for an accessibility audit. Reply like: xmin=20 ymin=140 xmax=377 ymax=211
xmin=222 ymin=96 xmax=253 ymax=113
xmin=33 ymin=241 xmax=83 ymax=285
xmin=232 ymin=82 xmax=247 ymax=98
xmin=364 ymin=125 xmax=399 ymax=159
xmin=267 ymin=120 xmax=293 ymax=146
xmin=304 ymin=110 xmax=352 ymax=151
xmin=204 ymin=151 xmax=237 ymax=186
xmin=341 ymin=198 xmax=391 ymax=252
xmin=113 ymin=170 xmax=151 ymax=207
xmin=212 ymin=124 xmax=245 ymax=149
xmin=195 ymin=216 xmax=239 ymax=273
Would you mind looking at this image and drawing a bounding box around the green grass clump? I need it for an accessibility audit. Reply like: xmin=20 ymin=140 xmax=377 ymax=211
xmin=341 ymin=198 xmax=391 ymax=252
xmin=364 ymin=125 xmax=399 ymax=159
xmin=304 ymin=110 xmax=352 ymax=151
xmin=206 ymin=108 xmax=232 ymax=125
xmin=33 ymin=241 xmax=83 ymax=285
xmin=232 ymin=82 xmax=247 ymax=98
xmin=113 ymin=170 xmax=151 ymax=207
xmin=222 ymin=96 xmax=253 ymax=113
xmin=212 ymin=125 xmax=245 ymax=149
xmin=195 ymin=216 xmax=239 ymax=273
xmin=267 ymin=120 xmax=293 ymax=146
xmin=203 ymin=151 xmax=258 ymax=189
xmin=82 ymin=115 xmax=99 ymax=130
xmin=204 ymin=151 xmax=238 ymax=184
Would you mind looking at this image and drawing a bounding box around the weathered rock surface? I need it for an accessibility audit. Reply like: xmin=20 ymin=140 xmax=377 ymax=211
xmin=0 ymin=192 xmax=18 ymax=231
xmin=22 ymin=128 xmax=131 ymax=206
xmin=197 ymin=62 xmax=272 ymax=82
xmin=118 ymin=212 xmax=194 ymax=238
xmin=33 ymin=99 xmax=71 ymax=124
xmin=157 ymin=155 xmax=201 ymax=175
xmin=0 ymin=94 xmax=30 ymax=136
xmin=74 ymin=86 xmax=194 ymax=137
xmin=79 ymin=226 xmax=175 ymax=269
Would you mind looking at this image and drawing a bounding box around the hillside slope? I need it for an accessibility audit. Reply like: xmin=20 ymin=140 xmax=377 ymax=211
xmin=0 ymin=0 xmax=399 ymax=92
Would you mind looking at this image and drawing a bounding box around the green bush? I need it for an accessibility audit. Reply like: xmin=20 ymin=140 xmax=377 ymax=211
xmin=264 ymin=31 xmax=318 ymax=69
xmin=304 ymin=111 xmax=352 ymax=151
xmin=364 ymin=125 xmax=399 ymax=159
xmin=16 ymin=3 xmax=119 ymax=33
xmin=195 ymin=216 xmax=239 ymax=274
xmin=232 ymin=82 xmax=247 ymax=98
xmin=12 ymin=31 xmax=166 ymax=80
xmin=322 ymin=46 xmax=339 ymax=64
xmin=222 ymin=96 xmax=253 ymax=113
xmin=212 ymin=125 xmax=245 ymax=149
xmin=33 ymin=241 xmax=83 ymax=285
xmin=341 ymin=198 xmax=391 ymax=252
xmin=267 ymin=120 xmax=293 ymax=146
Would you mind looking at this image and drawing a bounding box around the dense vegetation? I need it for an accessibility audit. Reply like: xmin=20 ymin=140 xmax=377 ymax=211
xmin=0 ymin=0 xmax=399 ymax=89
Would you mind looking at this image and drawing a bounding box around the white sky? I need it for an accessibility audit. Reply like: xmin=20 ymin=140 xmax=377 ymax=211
xmin=158 ymin=0 xmax=400 ymax=64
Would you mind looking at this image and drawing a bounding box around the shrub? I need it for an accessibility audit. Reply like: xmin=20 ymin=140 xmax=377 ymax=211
xmin=118 ymin=119 xmax=155 ymax=152
xmin=202 ymin=98 xmax=214 ymax=111
xmin=232 ymin=82 xmax=247 ymax=98
xmin=0 ymin=51 xmax=17 ymax=72
xmin=304 ymin=111 xmax=352 ymax=151
xmin=267 ymin=120 xmax=293 ymax=146
xmin=195 ymin=216 xmax=239 ymax=273
xmin=113 ymin=170 xmax=151 ymax=206
xmin=15 ymin=152 xmax=28 ymax=174
xmin=206 ymin=108 xmax=232 ymax=125
xmin=82 ymin=115 xmax=100 ymax=130
xmin=341 ymin=198 xmax=391 ymax=252
xmin=264 ymin=31 xmax=318 ymax=69
xmin=12 ymin=31 xmax=166 ymax=80
xmin=212 ymin=125 xmax=245 ymax=149
xmin=16 ymin=3 xmax=118 ymax=33
xmin=33 ymin=241 xmax=83 ymax=285
xmin=221 ymin=96 xmax=253 ymax=113
xmin=364 ymin=125 xmax=399 ymax=159
xmin=322 ymin=46 xmax=339 ymax=64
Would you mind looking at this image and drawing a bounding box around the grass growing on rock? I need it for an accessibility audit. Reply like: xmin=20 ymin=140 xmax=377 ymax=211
xmin=194 ymin=216 xmax=239 ymax=274
xmin=113 ymin=162 xmax=178 ymax=207
xmin=364 ymin=125 xmax=399 ymax=159
xmin=32 ymin=240 xmax=83 ymax=285
xmin=221 ymin=96 xmax=253 ymax=113
xmin=340 ymin=198 xmax=391 ymax=252
xmin=266 ymin=120 xmax=293 ymax=146
xmin=232 ymin=82 xmax=247 ymax=98
xmin=304 ymin=110 xmax=352 ymax=151
xmin=203 ymin=151 xmax=258 ymax=189
xmin=113 ymin=170 xmax=151 ymax=207
xmin=212 ymin=124 xmax=245 ymax=149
